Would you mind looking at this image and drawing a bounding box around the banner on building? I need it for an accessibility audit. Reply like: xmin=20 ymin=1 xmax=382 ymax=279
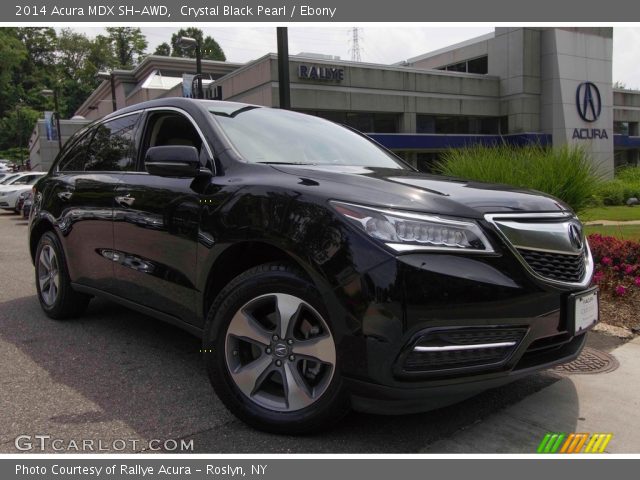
xmin=182 ymin=74 xmax=195 ymax=98
xmin=44 ymin=111 xmax=58 ymax=141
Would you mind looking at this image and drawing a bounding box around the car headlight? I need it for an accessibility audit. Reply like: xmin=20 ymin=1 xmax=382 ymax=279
xmin=331 ymin=201 xmax=494 ymax=253
xmin=18 ymin=192 xmax=28 ymax=199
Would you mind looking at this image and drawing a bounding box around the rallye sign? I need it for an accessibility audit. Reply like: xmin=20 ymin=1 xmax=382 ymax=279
xmin=297 ymin=65 xmax=345 ymax=82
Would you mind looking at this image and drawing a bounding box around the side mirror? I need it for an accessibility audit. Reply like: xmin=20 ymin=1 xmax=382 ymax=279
xmin=144 ymin=146 xmax=200 ymax=177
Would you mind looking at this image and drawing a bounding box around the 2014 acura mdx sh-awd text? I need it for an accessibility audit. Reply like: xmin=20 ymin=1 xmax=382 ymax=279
xmin=29 ymin=98 xmax=598 ymax=433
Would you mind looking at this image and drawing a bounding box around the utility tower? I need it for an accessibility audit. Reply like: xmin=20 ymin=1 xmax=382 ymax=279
xmin=349 ymin=27 xmax=362 ymax=62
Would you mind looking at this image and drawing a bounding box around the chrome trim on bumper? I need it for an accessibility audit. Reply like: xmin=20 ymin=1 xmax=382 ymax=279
xmin=413 ymin=341 xmax=517 ymax=352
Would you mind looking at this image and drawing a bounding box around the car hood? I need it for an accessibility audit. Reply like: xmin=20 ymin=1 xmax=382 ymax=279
xmin=271 ymin=165 xmax=571 ymax=219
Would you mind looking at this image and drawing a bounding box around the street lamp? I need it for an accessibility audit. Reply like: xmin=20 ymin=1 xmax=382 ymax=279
xmin=41 ymin=88 xmax=63 ymax=151
xmin=276 ymin=27 xmax=291 ymax=110
xmin=97 ymin=71 xmax=117 ymax=112
xmin=177 ymin=36 xmax=203 ymax=99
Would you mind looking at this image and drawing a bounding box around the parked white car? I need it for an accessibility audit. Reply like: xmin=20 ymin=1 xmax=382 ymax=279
xmin=0 ymin=173 xmax=21 ymax=185
xmin=0 ymin=172 xmax=46 ymax=212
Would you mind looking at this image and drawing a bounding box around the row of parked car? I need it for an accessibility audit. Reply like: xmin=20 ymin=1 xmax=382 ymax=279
xmin=0 ymin=171 xmax=45 ymax=218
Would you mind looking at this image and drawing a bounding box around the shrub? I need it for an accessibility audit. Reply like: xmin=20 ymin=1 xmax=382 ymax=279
xmin=617 ymin=166 xmax=640 ymax=184
xmin=588 ymin=233 xmax=640 ymax=298
xmin=591 ymin=166 xmax=640 ymax=206
xmin=435 ymin=144 xmax=603 ymax=212
xmin=595 ymin=180 xmax=627 ymax=206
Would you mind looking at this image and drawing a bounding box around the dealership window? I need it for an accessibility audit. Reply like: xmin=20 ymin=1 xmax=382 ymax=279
xmin=614 ymin=122 xmax=630 ymax=136
xmin=302 ymin=110 xmax=400 ymax=133
xmin=417 ymin=115 xmax=505 ymax=134
xmin=436 ymin=55 xmax=489 ymax=75
xmin=467 ymin=56 xmax=488 ymax=74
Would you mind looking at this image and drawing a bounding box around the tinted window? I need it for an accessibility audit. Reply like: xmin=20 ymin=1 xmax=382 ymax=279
xmin=85 ymin=114 xmax=140 ymax=172
xmin=59 ymin=128 xmax=95 ymax=172
xmin=211 ymin=107 xmax=404 ymax=168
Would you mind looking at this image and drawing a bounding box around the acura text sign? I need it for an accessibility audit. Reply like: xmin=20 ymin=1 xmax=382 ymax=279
xmin=297 ymin=65 xmax=345 ymax=82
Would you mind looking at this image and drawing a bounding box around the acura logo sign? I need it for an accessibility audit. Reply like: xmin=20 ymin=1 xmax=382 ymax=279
xmin=576 ymin=82 xmax=601 ymax=122
xmin=568 ymin=223 xmax=584 ymax=251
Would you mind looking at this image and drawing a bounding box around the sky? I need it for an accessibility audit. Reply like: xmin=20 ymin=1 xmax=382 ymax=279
xmin=70 ymin=27 xmax=640 ymax=89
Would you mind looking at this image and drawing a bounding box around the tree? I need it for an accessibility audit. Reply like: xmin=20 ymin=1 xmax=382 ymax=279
xmin=0 ymin=105 xmax=39 ymax=165
xmin=55 ymin=29 xmax=113 ymax=117
xmin=201 ymin=36 xmax=226 ymax=61
xmin=170 ymin=28 xmax=226 ymax=61
xmin=105 ymin=27 xmax=148 ymax=69
xmin=154 ymin=42 xmax=171 ymax=56
xmin=0 ymin=29 xmax=28 ymax=115
xmin=14 ymin=28 xmax=58 ymax=112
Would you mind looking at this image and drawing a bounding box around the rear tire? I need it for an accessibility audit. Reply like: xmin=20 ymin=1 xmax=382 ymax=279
xmin=203 ymin=262 xmax=350 ymax=434
xmin=35 ymin=231 xmax=91 ymax=319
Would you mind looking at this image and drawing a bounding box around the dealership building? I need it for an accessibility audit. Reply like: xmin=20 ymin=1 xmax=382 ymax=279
xmin=30 ymin=27 xmax=640 ymax=176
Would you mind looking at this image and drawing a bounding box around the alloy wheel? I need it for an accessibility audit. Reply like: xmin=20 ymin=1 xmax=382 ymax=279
xmin=225 ymin=293 xmax=336 ymax=412
xmin=38 ymin=245 xmax=60 ymax=306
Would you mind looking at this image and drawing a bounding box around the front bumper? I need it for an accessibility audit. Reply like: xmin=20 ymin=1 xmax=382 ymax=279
xmin=346 ymin=333 xmax=585 ymax=414
xmin=331 ymin=249 xmax=593 ymax=414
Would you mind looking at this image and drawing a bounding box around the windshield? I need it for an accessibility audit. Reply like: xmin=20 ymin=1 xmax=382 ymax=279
xmin=210 ymin=107 xmax=406 ymax=169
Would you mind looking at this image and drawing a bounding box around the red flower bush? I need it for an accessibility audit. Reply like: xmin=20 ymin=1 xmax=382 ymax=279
xmin=588 ymin=234 xmax=640 ymax=298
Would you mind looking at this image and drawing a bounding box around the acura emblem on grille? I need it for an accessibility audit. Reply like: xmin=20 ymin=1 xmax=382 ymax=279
xmin=568 ymin=223 xmax=584 ymax=250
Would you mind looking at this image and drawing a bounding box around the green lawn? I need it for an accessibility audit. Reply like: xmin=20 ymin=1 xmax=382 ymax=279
xmin=585 ymin=224 xmax=640 ymax=241
xmin=579 ymin=206 xmax=640 ymax=222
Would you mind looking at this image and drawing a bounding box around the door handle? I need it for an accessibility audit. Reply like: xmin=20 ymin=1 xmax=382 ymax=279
xmin=115 ymin=194 xmax=135 ymax=208
xmin=57 ymin=191 xmax=73 ymax=202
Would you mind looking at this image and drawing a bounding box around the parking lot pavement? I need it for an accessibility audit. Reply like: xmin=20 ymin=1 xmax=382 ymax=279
xmin=423 ymin=336 xmax=640 ymax=453
xmin=0 ymin=212 xmax=612 ymax=453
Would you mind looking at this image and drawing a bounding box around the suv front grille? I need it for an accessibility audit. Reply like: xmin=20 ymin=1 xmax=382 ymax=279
xmin=485 ymin=213 xmax=593 ymax=286
xmin=517 ymin=248 xmax=586 ymax=283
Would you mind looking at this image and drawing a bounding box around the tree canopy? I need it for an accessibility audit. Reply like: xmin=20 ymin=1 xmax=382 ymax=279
xmin=0 ymin=27 xmax=227 ymax=162
xmin=169 ymin=28 xmax=226 ymax=61
xmin=0 ymin=27 xmax=148 ymax=161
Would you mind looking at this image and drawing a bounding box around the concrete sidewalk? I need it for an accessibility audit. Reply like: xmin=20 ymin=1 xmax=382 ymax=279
xmin=422 ymin=336 xmax=640 ymax=453
xmin=584 ymin=220 xmax=640 ymax=226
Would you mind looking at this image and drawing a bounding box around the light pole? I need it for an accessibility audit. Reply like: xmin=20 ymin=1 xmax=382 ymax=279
xmin=177 ymin=36 xmax=203 ymax=99
xmin=41 ymin=88 xmax=63 ymax=152
xmin=276 ymin=27 xmax=291 ymax=110
xmin=97 ymin=71 xmax=117 ymax=112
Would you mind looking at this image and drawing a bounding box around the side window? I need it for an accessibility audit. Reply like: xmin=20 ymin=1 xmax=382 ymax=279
xmin=11 ymin=176 xmax=30 ymax=185
xmin=85 ymin=114 xmax=140 ymax=172
xmin=12 ymin=175 xmax=41 ymax=185
xmin=26 ymin=175 xmax=43 ymax=185
xmin=143 ymin=112 xmax=203 ymax=155
xmin=58 ymin=128 xmax=96 ymax=172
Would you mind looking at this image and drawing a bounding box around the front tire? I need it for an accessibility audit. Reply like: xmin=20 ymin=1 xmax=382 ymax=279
xmin=203 ymin=262 xmax=349 ymax=434
xmin=35 ymin=231 xmax=91 ymax=319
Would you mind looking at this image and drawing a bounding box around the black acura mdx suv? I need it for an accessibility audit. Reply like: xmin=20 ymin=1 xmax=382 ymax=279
xmin=29 ymin=98 xmax=598 ymax=433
